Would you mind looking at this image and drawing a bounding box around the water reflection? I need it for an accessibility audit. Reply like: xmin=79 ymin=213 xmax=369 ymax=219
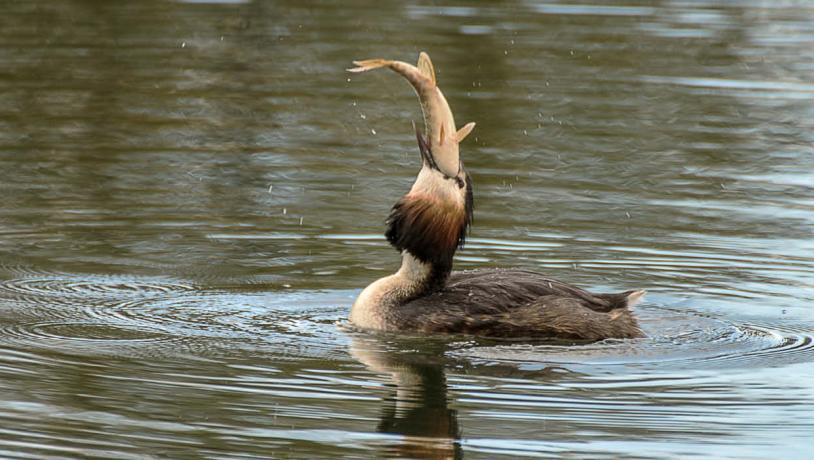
xmin=350 ymin=335 xmax=462 ymax=460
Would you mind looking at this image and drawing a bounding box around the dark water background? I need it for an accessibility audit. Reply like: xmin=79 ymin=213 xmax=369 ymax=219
xmin=1 ymin=0 xmax=813 ymax=458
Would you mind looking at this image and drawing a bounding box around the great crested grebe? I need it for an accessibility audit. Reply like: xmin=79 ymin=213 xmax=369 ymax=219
xmin=347 ymin=52 xmax=644 ymax=341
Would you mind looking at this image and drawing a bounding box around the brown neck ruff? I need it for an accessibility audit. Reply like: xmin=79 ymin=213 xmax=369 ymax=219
xmin=385 ymin=176 xmax=472 ymax=289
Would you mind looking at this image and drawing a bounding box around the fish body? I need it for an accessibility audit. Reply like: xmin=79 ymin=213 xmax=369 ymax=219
xmin=348 ymin=52 xmax=475 ymax=178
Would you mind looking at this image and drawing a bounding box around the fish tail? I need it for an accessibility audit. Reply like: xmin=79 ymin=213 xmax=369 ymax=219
xmin=347 ymin=54 xmax=435 ymax=90
xmin=347 ymin=59 xmax=394 ymax=73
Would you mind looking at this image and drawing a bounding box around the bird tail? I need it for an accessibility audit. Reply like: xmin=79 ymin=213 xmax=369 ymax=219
xmin=624 ymin=289 xmax=646 ymax=308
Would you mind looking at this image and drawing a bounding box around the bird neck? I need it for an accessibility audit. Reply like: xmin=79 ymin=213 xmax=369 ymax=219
xmin=394 ymin=250 xmax=451 ymax=295
xmin=349 ymin=252 xmax=450 ymax=331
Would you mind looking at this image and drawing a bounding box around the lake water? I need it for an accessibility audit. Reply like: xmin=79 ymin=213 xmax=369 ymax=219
xmin=1 ymin=0 xmax=813 ymax=458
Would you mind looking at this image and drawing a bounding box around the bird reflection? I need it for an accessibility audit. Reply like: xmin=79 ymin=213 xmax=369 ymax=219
xmin=350 ymin=335 xmax=462 ymax=460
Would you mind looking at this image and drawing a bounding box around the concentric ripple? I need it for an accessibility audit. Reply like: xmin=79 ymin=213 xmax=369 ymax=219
xmin=0 ymin=264 xmax=196 ymax=298
xmin=2 ymin=265 xmax=814 ymax=369
xmin=0 ymin=266 xmax=351 ymax=358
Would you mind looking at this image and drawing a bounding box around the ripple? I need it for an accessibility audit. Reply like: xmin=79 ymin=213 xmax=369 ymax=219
xmin=0 ymin=266 xmax=195 ymax=299
xmin=2 ymin=266 xmax=813 ymax=369
xmin=10 ymin=322 xmax=170 ymax=342
xmin=531 ymin=4 xmax=655 ymax=16
xmin=0 ymin=266 xmax=351 ymax=359
xmin=452 ymin=306 xmax=814 ymax=371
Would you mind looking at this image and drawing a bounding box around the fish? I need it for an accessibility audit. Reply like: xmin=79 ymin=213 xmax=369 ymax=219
xmin=348 ymin=52 xmax=476 ymax=178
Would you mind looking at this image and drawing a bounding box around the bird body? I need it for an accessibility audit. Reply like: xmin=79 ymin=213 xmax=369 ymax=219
xmin=348 ymin=53 xmax=644 ymax=341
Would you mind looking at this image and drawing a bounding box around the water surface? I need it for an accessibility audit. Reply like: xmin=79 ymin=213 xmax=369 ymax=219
xmin=1 ymin=0 xmax=814 ymax=458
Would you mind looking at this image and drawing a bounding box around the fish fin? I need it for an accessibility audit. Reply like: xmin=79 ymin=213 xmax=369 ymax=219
xmin=417 ymin=52 xmax=436 ymax=85
xmin=347 ymin=59 xmax=392 ymax=73
xmin=456 ymin=122 xmax=476 ymax=143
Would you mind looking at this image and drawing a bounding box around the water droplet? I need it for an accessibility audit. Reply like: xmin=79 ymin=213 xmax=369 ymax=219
xmin=181 ymin=42 xmax=186 ymax=48
xmin=299 ymin=217 xmax=304 ymax=225
xmin=360 ymin=114 xmax=366 ymax=119
xmin=283 ymin=208 xmax=287 ymax=215
xmin=371 ymin=128 xmax=376 ymax=135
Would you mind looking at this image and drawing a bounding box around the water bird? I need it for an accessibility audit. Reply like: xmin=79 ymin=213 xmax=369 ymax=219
xmin=347 ymin=52 xmax=644 ymax=341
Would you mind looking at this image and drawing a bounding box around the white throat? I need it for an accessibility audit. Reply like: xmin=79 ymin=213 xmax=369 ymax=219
xmin=349 ymin=252 xmax=433 ymax=331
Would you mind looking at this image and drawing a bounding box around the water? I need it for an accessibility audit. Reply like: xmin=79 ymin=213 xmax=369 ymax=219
xmin=1 ymin=0 xmax=813 ymax=458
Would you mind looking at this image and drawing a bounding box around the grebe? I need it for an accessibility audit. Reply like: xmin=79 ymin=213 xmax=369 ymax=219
xmin=348 ymin=52 xmax=644 ymax=341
